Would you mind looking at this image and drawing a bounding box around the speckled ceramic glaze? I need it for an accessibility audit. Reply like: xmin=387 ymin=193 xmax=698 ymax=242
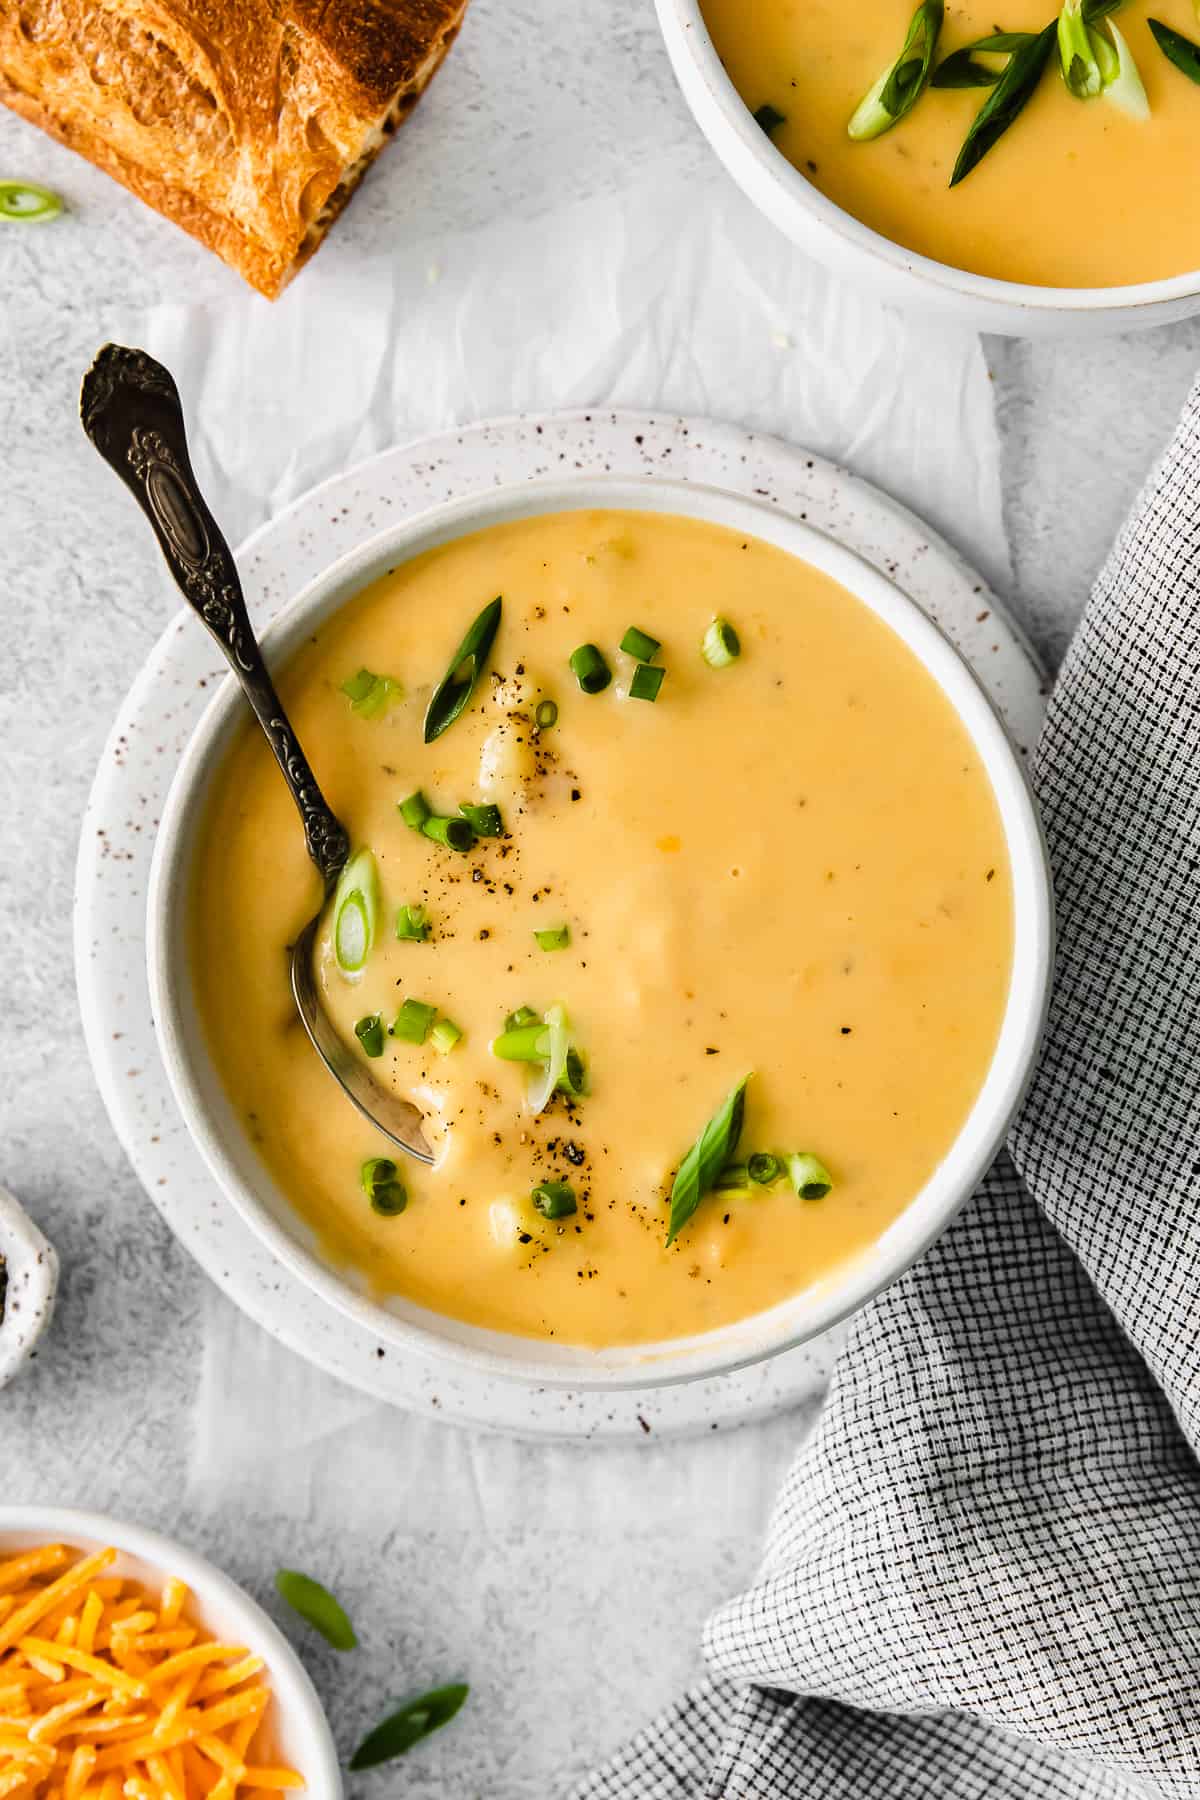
xmin=0 ymin=1187 xmax=58 ymax=1390
xmin=75 ymin=412 xmax=1047 ymax=1439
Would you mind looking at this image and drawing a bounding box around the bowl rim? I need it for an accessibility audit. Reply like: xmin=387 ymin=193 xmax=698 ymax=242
xmin=146 ymin=472 xmax=1054 ymax=1391
xmin=654 ymin=0 xmax=1200 ymax=317
xmin=0 ymin=1504 xmax=344 ymax=1797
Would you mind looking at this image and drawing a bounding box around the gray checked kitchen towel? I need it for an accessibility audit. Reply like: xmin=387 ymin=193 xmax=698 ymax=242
xmin=574 ymin=375 xmax=1200 ymax=1800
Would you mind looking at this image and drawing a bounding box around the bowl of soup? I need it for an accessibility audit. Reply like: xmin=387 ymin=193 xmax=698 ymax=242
xmin=657 ymin=0 xmax=1200 ymax=333
xmin=147 ymin=477 xmax=1052 ymax=1389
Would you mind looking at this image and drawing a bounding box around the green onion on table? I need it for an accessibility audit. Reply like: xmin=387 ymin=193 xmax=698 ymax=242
xmin=0 ymin=181 xmax=62 ymax=223
xmin=274 ymin=1569 xmax=358 ymax=1650
xmin=350 ymin=1684 xmax=469 ymax=1772
xmin=423 ymin=596 xmax=502 ymax=743
xmin=848 ymin=0 xmax=944 ymax=140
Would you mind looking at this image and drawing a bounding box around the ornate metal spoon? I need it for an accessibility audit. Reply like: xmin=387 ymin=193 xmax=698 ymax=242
xmin=81 ymin=344 xmax=433 ymax=1165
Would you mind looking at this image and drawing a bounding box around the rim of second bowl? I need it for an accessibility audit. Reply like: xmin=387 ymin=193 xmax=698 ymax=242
xmin=655 ymin=0 xmax=1200 ymax=324
xmin=146 ymin=474 xmax=1053 ymax=1392
xmin=0 ymin=1505 xmax=344 ymax=1797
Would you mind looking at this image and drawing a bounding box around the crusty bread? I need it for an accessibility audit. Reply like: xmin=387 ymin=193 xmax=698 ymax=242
xmin=0 ymin=0 xmax=469 ymax=297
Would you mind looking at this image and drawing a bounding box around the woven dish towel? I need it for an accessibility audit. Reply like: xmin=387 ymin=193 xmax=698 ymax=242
xmin=573 ymin=377 xmax=1200 ymax=1800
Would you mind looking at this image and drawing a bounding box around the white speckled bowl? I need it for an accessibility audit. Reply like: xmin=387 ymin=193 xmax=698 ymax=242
xmin=146 ymin=473 xmax=1053 ymax=1392
xmin=0 ymin=1187 xmax=58 ymax=1390
xmin=655 ymin=0 xmax=1200 ymax=337
xmin=0 ymin=1506 xmax=343 ymax=1797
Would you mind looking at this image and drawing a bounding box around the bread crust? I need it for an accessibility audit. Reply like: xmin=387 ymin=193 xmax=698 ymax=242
xmin=0 ymin=0 xmax=468 ymax=297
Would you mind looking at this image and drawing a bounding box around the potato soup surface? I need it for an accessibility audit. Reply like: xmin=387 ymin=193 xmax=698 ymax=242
xmin=699 ymin=0 xmax=1200 ymax=289
xmin=191 ymin=509 xmax=1013 ymax=1347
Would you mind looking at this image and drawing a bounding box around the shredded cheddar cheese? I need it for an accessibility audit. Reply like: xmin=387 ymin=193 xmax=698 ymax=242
xmin=0 ymin=1547 xmax=304 ymax=1799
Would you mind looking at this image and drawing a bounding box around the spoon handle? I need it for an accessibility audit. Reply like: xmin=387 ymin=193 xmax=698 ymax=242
xmin=80 ymin=344 xmax=350 ymax=888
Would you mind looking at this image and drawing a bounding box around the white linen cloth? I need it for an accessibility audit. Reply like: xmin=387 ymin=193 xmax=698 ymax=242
xmin=573 ymin=376 xmax=1200 ymax=1798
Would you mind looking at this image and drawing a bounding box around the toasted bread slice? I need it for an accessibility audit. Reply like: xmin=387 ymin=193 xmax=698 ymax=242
xmin=0 ymin=0 xmax=469 ymax=297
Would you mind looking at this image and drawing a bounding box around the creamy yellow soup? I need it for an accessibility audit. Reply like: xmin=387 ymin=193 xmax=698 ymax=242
xmin=700 ymin=0 xmax=1200 ymax=288
xmin=191 ymin=509 xmax=1012 ymax=1347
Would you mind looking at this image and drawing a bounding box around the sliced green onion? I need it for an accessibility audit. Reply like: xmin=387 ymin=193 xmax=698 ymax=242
xmin=748 ymin=1152 xmax=783 ymax=1187
xmin=932 ymin=32 xmax=1035 ymax=88
xmin=399 ymin=791 xmax=431 ymax=830
xmin=534 ymin=924 xmax=570 ymax=951
xmin=1089 ymin=23 xmax=1120 ymax=85
xmin=396 ymin=903 xmax=431 ymax=942
xmin=531 ymin=1179 xmax=577 ymax=1219
xmin=753 ymin=102 xmax=787 ymax=136
xmin=492 ymin=1021 xmax=550 ymax=1061
xmin=666 ymin=1076 xmax=751 ymax=1246
xmin=1058 ymin=0 xmax=1104 ymax=96
xmin=392 ymin=999 xmax=437 ymax=1045
xmin=422 ymin=814 xmax=475 ymax=853
xmin=1148 ymin=17 xmax=1200 ymax=86
xmin=620 ymin=626 xmax=661 ymax=662
xmin=713 ymin=1161 xmax=750 ymax=1193
xmin=460 ymin=801 xmax=504 ymax=837
xmin=950 ymin=23 xmax=1056 ymax=185
xmin=535 ymin=699 xmax=559 ymax=729
xmin=332 ymin=848 xmax=380 ymax=974
xmin=786 ymin=1152 xmax=834 ymax=1200
xmin=431 ymin=1018 xmax=463 ymax=1055
xmin=274 ymin=1570 xmax=357 ymax=1651
xmin=505 ymin=1005 xmax=541 ymax=1031
xmin=848 ymin=0 xmax=943 ymax=139
xmin=527 ymin=1004 xmax=569 ymax=1114
xmin=629 ymin=663 xmax=665 ymax=703
xmin=570 ymin=644 xmax=611 ymax=694
xmin=354 ymin=1014 xmax=385 ymax=1058
xmin=0 ymin=181 xmax=62 ymax=223
xmin=424 ymin=597 xmax=502 ymax=742
xmin=1102 ymin=20 xmax=1149 ymax=114
xmin=701 ymin=617 xmax=740 ymax=668
xmin=340 ymin=667 xmax=400 ymax=718
xmin=558 ymin=1046 xmax=588 ymax=1097
xmin=361 ymin=1157 xmax=408 ymax=1216
xmin=349 ymin=1685 xmax=469 ymax=1772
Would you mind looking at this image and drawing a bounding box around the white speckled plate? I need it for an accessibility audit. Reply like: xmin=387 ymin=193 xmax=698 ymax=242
xmin=74 ymin=411 xmax=1044 ymax=1440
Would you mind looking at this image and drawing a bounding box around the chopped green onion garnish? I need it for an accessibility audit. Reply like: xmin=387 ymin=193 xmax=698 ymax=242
xmin=505 ymin=1005 xmax=540 ymax=1031
xmin=349 ymin=1685 xmax=469 ymax=1772
xmin=535 ymin=699 xmax=559 ymax=729
xmin=460 ymin=801 xmax=504 ymax=837
xmin=570 ymin=643 xmax=612 ymax=694
xmin=399 ymin=791 xmax=431 ymax=831
xmin=0 ymin=181 xmax=62 ymax=223
xmin=354 ymin=1014 xmax=385 ymax=1058
xmin=531 ymin=1179 xmax=577 ymax=1219
xmin=361 ymin=1157 xmax=408 ymax=1216
xmin=274 ymin=1570 xmax=357 ymax=1651
xmin=786 ymin=1152 xmax=834 ymax=1200
xmin=392 ymin=998 xmax=437 ymax=1045
xmin=848 ymin=0 xmax=943 ymax=139
xmin=949 ymin=23 xmax=1056 ymax=185
xmin=620 ymin=626 xmax=661 ymax=662
xmin=667 ymin=1076 xmax=751 ymax=1246
xmin=430 ymin=1018 xmax=463 ymax=1055
xmin=396 ymin=903 xmax=431 ymax=942
xmin=491 ymin=1021 xmax=550 ymax=1062
xmin=527 ymin=1003 xmax=569 ymax=1114
xmin=753 ymin=102 xmax=787 ymax=136
xmin=1057 ymin=0 xmax=1104 ymax=96
xmin=714 ymin=1161 xmax=750 ymax=1192
xmin=931 ymin=31 xmax=1035 ymax=88
xmin=340 ymin=667 xmax=400 ymax=718
xmin=422 ymin=814 xmax=475 ymax=853
xmin=1148 ymin=16 xmax=1200 ymax=86
xmin=332 ymin=848 xmax=380 ymax=974
xmin=701 ymin=617 xmax=740 ymax=668
xmin=629 ymin=663 xmax=665 ymax=703
xmin=534 ymin=924 xmax=570 ymax=951
xmin=748 ymin=1152 xmax=782 ymax=1187
xmin=424 ymin=597 xmax=502 ymax=743
xmin=558 ymin=1046 xmax=588 ymax=1097
xmin=1102 ymin=20 xmax=1150 ymax=116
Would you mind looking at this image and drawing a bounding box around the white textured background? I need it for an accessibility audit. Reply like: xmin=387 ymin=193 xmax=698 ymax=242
xmin=2 ymin=2 xmax=1200 ymax=1795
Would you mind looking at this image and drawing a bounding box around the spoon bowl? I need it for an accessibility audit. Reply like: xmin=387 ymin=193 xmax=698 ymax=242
xmin=81 ymin=343 xmax=432 ymax=1165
